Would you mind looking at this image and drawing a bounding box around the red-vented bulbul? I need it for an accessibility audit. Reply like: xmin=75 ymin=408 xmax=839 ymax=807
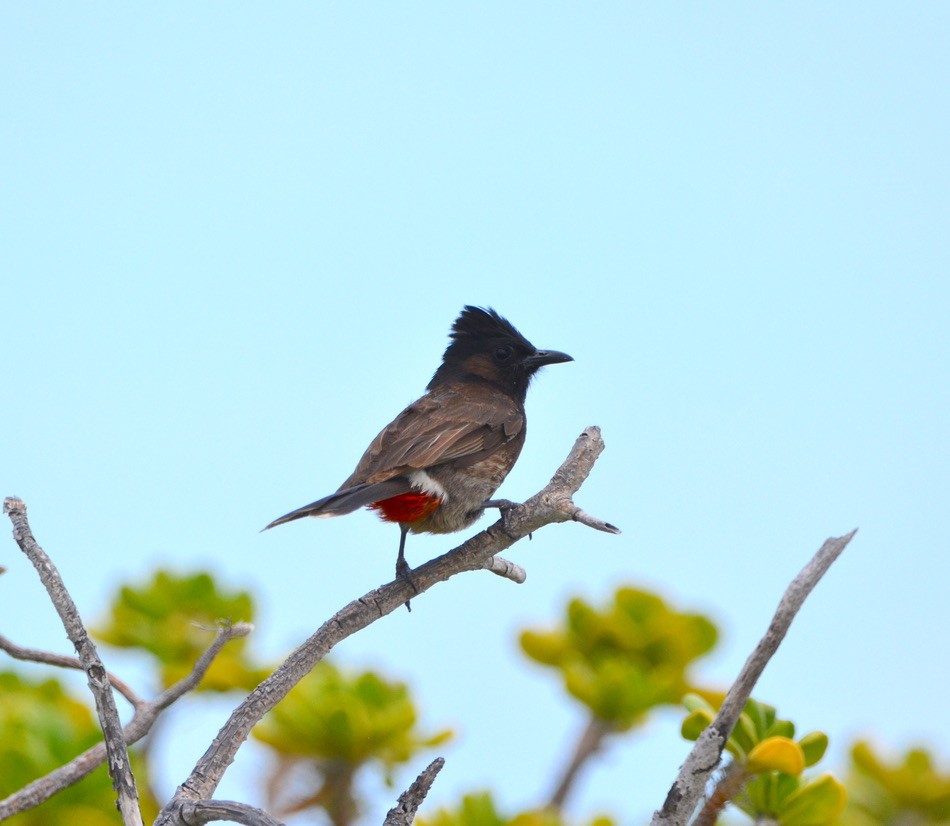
xmin=264 ymin=306 xmax=572 ymax=583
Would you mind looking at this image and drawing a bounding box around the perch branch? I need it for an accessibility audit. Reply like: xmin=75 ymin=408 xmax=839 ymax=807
xmin=650 ymin=529 xmax=858 ymax=826
xmin=0 ymin=620 xmax=251 ymax=820
xmin=154 ymin=426 xmax=616 ymax=826
xmin=383 ymin=758 xmax=446 ymax=826
xmin=4 ymin=496 xmax=144 ymax=826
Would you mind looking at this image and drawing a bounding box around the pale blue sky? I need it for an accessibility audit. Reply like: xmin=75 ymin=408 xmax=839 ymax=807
xmin=3 ymin=4 xmax=949 ymax=823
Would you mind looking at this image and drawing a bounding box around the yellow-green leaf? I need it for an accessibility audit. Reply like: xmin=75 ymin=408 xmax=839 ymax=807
xmin=779 ymin=774 xmax=847 ymax=825
xmin=519 ymin=631 xmax=565 ymax=666
xmin=747 ymin=737 xmax=806 ymax=776
xmin=681 ymin=709 xmax=713 ymax=741
xmin=682 ymin=693 xmax=714 ymax=715
xmin=799 ymin=731 xmax=829 ymax=768
xmin=731 ymin=712 xmax=759 ymax=755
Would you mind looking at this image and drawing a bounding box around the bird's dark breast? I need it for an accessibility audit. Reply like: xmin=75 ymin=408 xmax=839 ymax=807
xmin=412 ymin=434 xmax=525 ymax=535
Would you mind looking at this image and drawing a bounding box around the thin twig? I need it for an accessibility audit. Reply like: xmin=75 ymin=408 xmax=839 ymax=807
xmin=154 ymin=427 xmax=615 ymax=826
xmin=4 ymin=496 xmax=144 ymax=826
xmin=571 ymin=507 xmax=620 ymax=534
xmin=0 ymin=634 xmax=144 ymax=706
xmin=383 ymin=758 xmax=446 ymax=826
xmin=548 ymin=716 xmax=613 ymax=810
xmin=482 ymin=555 xmax=527 ymax=583
xmin=0 ymin=621 xmax=251 ymax=819
xmin=179 ymin=799 xmax=288 ymax=826
xmin=650 ymin=529 xmax=858 ymax=826
xmin=692 ymin=762 xmax=748 ymax=826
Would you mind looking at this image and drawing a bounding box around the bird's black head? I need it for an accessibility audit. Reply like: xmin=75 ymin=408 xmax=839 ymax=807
xmin=428 ymin=306 xmax=573 ymax=401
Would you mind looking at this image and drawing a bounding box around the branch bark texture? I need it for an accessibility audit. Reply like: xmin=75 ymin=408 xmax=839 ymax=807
xmin=4 ymin=496 xmax=144 ymax=826
xmin=383 ymin=758 xmax=445 ymax=826
xmin=179 ymin=799 xmax=288 ymax=826
xmin=650 ymin=529 xmax=857 ymax=826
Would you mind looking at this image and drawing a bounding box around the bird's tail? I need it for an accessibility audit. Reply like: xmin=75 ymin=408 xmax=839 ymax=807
xmin=262 ymin=479 xmax=412 ymax=531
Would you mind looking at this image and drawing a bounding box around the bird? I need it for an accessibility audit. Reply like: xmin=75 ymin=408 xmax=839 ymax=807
xmin=263 ymin=306 xmax=573 ymax=591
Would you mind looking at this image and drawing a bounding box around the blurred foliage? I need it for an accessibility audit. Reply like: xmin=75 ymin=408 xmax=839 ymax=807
xmin=253 ymin=660 xmax=451 ymax=825
xmin=682 ymin=693 xmax=845 ymax=825
xmin=520 ymin=587 xmax=717 ymax=728
xmin=0 ymin=671 xmax=159 ymax=826
xmin=840 ymin=741 xmax=950 ymax=825
xmin=417 ymin=790 xmax=614 ymax=826
xmin=92 ymin=569 xmax=268 ymax=690
xmin=6 ymin=570 xmax=950 ymax=826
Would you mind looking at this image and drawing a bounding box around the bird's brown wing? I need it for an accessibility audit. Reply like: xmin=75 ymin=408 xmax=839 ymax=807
xmin=341 ymin=385 xmax=524 ymax=487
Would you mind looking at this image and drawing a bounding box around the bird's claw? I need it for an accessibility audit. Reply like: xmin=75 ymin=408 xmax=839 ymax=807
xmin=483 ymin=498 xmax=519 ymax=511
xmin=483 ymin=498 xmax=521 ymax=533
xmin=395 ymin=557 xmax=415 ymax=612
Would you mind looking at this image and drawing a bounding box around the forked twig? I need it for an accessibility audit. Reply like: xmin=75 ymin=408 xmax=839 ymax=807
xmin=154 ymin=427 xmax=616 ymax=825
xmin=650 ymin=529 xmax=857 ymax=826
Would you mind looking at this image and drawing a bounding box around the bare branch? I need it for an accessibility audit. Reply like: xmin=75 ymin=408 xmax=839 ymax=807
xmin=650 ymin=529 xmax=858 ymax=826
xmin=155 ymin=427 xmax=615 ymax=825
xmin=692 ymin=762 xmax=748 ymax=826
xmin=4 ymin=496 xmax=144 ymax=826
xmin=571 ymin=507 xmax=621 ymax=534
xmin=179 ymin=799 xmax=287 ymax=826
xmin=384 ymin=758 xmax=446 ymax=826
xmin=0 ymin=622 xmax=251 ymax=819
xmin=0 ymin=634 xmax=144 ymax=706
xmin=149 ymin=621 xmax=253 ymax=709
xmin=548 ymin=717 xmax=613 ymax=811
xmin=482 ymin=555 xmax=527 ymax=583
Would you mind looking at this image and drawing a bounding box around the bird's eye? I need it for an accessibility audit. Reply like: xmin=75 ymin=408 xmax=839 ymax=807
xmin=494 ymin=346 xmax=513 ymax=361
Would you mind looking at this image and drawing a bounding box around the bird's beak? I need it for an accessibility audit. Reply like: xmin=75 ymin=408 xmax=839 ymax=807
xmin=525 ymin=349 xmax=573 ymax=368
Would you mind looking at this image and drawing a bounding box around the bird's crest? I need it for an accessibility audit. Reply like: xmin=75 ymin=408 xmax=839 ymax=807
xmin=449 ymin=306 xmax=531 ymax=348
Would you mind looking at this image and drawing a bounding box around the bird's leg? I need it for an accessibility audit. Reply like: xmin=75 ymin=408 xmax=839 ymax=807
xmin=482 ymin=498 xmax=529 ymax=538
xmin=395 ymin=524 xmax=414 ymax=612
xmin=395 ymin=523 xmax=412 ymax=580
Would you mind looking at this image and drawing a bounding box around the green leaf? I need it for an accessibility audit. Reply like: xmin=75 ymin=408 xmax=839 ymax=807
xmin=682 ymin=693 xmax=714 ymax=715
xmin=779 ymin=774 xmax=847 ymax=825
xmin=799 ymin=732 xmax=829 ymax=768
xmin=768 ymin=719 xmax=796 ymax=740
xmin=731 ymin=712 xmax=759 ymax=755
xmin=747 ymin=698 xmax=780 ymax=739
xmin=681 ymin=709 xmax=713 ymax=741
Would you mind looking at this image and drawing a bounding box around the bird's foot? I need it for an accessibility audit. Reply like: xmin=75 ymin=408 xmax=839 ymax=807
xmin=483 ymin=498 xmax=519 ymax=511
xmin=482 ymin=498 xmax=530 ymax=538
xmin=395 ymin=557 xmax=415 ymax=612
